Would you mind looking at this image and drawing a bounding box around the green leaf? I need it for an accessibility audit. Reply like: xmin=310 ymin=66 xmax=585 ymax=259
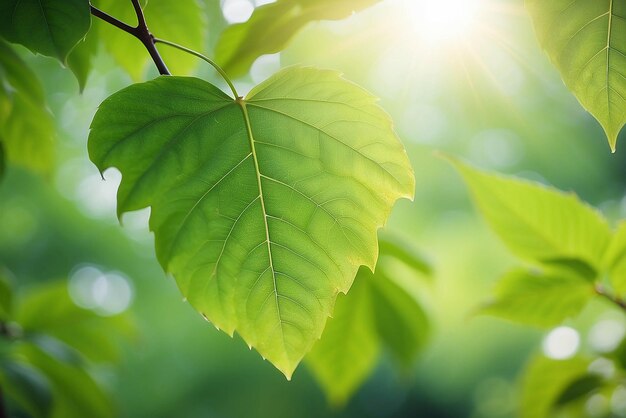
xmin=602 ymin=221 xmax=626 ymax=296
xmin=0 ymin=275 xmax=12 ymax=320
xmin=306 ymin=273 xmax=379 ymax=406
xmin=0 ymin=0 xmax=91 ymax=63
xmin=94 ymin=0 xmax=206 ymax=80
xmin=526 ymin=0 xmax=626 ymax=151
xmin=215 ymin=0 xmax=380 ymax=78
xmin=555 ymin=374 xmax=604 ymax=406
xmin=370 ymin=269 xmax=430 ymax=366
xmin=520 ymin=356 xmax=590 ymax=418
xmin=0 ymin=141 xmax=5 ymax=182
xmin=482 ymin=268 xmax=594 ymax=327
xmin=88 ymin=66 xmax=414 ymax=378
xmin=0 ymin=360 xmax=53 ymax=418
xmin=12 ymin=342 xmax=114 ymax=418
xmin=16 ymin=281 xmax=132 ymax=363
xmin=450 ymin=158 xmax=611 ymax=274
xmin=0 ymin=40 xmax=55 ymax=174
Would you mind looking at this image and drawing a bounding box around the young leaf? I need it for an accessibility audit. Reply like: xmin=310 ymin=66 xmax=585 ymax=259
xmin=93 ymin=0 xmax=206 ymax=80
xmin=88 ymin=66 xmax=414 ymax=378
xmin=306 ymin=273 xmax=379 ymax=406
xmin=482 ymin=268 xmax=594 ymax=327
xmin=450 ymin=158 xmax=611 ymax=274
xmin=0 ymin=41 xmax=55 ymax=174
xmin=0 ymin=0 xmax=91 ymax=63
xmin=520 ymin=356 xmax=590 ymax=418
xmin=215 ymin=0 xmax=380 ymax=78
xmin=526 ymin=0 xmax=626 ymax=151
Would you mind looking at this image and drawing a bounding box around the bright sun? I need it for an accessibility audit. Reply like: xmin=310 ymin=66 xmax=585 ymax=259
xmin=402 ymin=0 xmax=481 ymax=45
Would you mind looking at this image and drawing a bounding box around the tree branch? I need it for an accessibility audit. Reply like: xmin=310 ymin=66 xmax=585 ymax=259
xmin=89 ymin=1 xmax=170 ymax=76
xmin=595 ymin=284 xmax=626 ymax=311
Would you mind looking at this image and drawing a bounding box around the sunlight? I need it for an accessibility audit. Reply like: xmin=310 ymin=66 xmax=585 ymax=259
xmin=402 ymin=0 xmax=481 ymax=44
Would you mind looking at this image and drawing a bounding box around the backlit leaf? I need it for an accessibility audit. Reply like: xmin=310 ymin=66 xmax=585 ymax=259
xmin=450 ymin=158 xmax=611 ymax=275
xmin=526 ymin=0 xmax=626 ymax=151
xmin=482 ymin=268 xmax=594 ymax=327
xmin=0 ymin=0 xmax=91 ymax=63
xmin=88 ymin=66 xmax=414 ymax=378
xmin=215 ymin=0 xmax=380 ymax=78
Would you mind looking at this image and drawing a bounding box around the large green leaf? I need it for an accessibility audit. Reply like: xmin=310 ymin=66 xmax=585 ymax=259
xmin=451 ymin=158 xmax=611 ymax=274
xmin=0 ymin=0 xmax=91 ymax=63
xmin=88 ymin=66 xmax=414 ymax=378
xmin=520 ymin=356 xmax=591 ymax=418
xmin=482 ymin=268 xmax=594 ymax=327
xmin=306 ymin=273 xmax=379 ymax=406
xmin=215 ymin=0 xmax=380 ymax=78
xmin=526 ymin=0 xmax=626 ymax=151
xmin=94 ymin=0 xmax=206 ymax=80
xmin=0 ymin=40 xmax=55 ymax=174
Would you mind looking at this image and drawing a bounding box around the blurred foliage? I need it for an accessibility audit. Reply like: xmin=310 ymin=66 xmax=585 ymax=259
xmin=0 ymin=276 xmax=132 ymax=417
xmin=307 ymin=234 xmax=432 ymax=405
xmin=1 ymin=0 xmax=626 ymax=417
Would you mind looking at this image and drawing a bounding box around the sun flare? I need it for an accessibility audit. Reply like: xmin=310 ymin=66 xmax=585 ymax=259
xmin=401 ymin=0 xmax=481 ymax=45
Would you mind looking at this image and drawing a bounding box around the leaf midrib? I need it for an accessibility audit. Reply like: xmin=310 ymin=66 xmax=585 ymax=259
xmin=237 ymin=98 xmax=288 ymax=359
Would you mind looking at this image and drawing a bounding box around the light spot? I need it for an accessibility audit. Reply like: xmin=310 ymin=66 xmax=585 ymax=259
xmin=542 ymin=326 xmax=580 ymax=360
xmin=221 ymin=0 xmax=254 ymax=23
xmin=586 ymin=394 xmax=609 ymax=417
xmin=589 ymin=319 xmax=626 ymax=353
xmin=69 ymin=265 xmax=133 ymax=316
xmin=250 ymin=54 xmax=281 ymax=84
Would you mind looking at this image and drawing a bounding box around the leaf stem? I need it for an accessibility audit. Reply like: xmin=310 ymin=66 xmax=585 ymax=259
xmin=153 ymin=38 xmax=239 ymax=99
xmin=89 ymin=1 xmax=170 ymax=75
xmin=595 ymin=283 xmax=626 ymax=312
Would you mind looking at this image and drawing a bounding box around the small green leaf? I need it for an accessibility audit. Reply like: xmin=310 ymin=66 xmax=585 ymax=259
xmin=12 ymin=342 xmax=114 ymax=418
xmin=526 ymin=0 xmax=626 ymax=151
xmin=306 ymin=273 xmax=379 ymax=406
xmin=555 ymin=374 xmax=604 ymax=406
xmin=215 ymin=0 xmax=380 ymax=78
xmin=482 ymin=268 xmax=593 ymax=327
xmin=0 ymin=360 xmax=53 ymax=418
xmin=521 ymin=356 xmax=590 ymax=418
xmin=88 ymin=67 xmax=414 ymax=378
xmin=0 ymin=0 xmax=91 ymax=63
xmin=94 ymin=0 xmax=206 ymax=80
xmin=371 ymin=269 xmax=430 ymax=367
xmin=450 ymin=158 xmax=611 ymax=274
xmin=0 ymin=40 xmax=55 ymax=174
